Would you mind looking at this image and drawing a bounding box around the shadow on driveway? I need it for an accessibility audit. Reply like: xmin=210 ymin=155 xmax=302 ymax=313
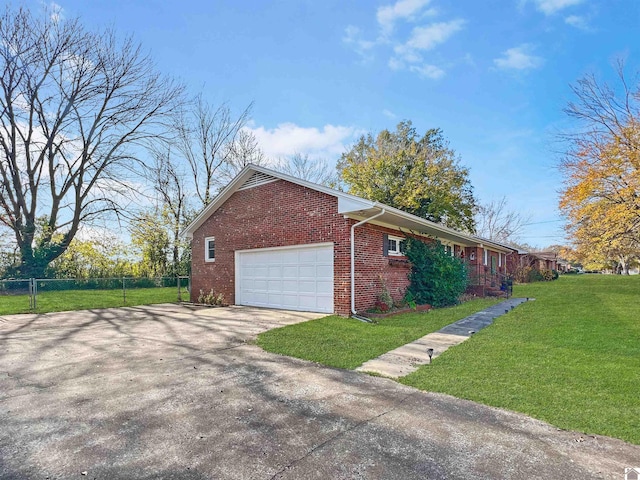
xmin=0 ymin=304 xmax=637 ymax=479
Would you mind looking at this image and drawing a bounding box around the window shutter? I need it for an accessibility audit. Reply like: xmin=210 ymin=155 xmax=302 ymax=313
xmin=383 ymin=234 xmax=389 ymax=256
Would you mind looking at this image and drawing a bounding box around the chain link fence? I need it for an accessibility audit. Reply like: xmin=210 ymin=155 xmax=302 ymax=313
xmin=0 ymin=276 xmax=190 ymax=314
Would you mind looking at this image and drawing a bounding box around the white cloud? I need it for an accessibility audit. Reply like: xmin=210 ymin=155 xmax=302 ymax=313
xmin=388 ymin=19 xmax=465 ymax=78
xmin=564 ymin=14 xmax=589 ymax=29
xmin=48 ymin=2 xmax=64 ymax=23
xmin=494 ymin=44 xmax=544 ymax=71
xmin=403 ymin=19 xmax=466 ymax=51
xmin=388 ymin=57 xmax=405 ymax=70
xmin=343 ymin=25 xmax=377 ymax=61
xmin=377 ymin=0 xmax=437 ymax=36
xmin=531 ymin=0 xmax=584 ymax=15
xmin=382 ymin=109 xmax=397 ymax=119
xmin=345 ymin=4 xmax=463 ymax=80
xmin=392 ymin=19 xmax=465 ymax=69
xmin=409 ymin=63 xmax=445 ymax=79
xmin=246 ymin=123 xmax=363 ymax=160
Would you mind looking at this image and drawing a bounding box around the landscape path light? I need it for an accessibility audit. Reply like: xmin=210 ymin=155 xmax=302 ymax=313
xmin=427 ymin=348 xmax=434 ymax=363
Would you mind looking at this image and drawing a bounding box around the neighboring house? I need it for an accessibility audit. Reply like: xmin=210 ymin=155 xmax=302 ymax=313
xmin=508 ymin=250 xmax=559 ymax=273
xmin=183 ymin=165 xmax=515 ymax=316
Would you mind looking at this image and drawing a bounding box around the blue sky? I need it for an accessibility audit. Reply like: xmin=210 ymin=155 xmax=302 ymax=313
xmin=48 ymin=0 xmax=639 ymax=247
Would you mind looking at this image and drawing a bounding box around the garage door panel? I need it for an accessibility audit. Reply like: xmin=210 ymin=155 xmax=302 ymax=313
xmin=268 ymin=293 xmax=282 ymax=304
xmin=282 ymin=280 xmax=298 ymax=292
xmin=316 ymin=265 xmax=332 ymax=277
xmin=283 ymin=266 xmax=298 ymax=277
xmin=317 ymin=281 xmax=333 ymax=294
xmin=237 ymin=244 xmax=334 ymax=313
xmin=304 ymin=250 xmax=324 ymax=263
xmin=317 ymin=251 xmax=332 ymax=263
xmin=298 ymin=265 xmax=316 ymax=277
xmin=298 ymin=281 xmax=316 ymax=293
xmin=268 ymin=265 xmax=282 ymax=276
xmin=281 ymin=294 xmax=298 ymax=307
xmin=281 ymin=250 xmax=298 ymax=263
xmin=252 ymin=266 xmax=268 ymax=277
xmin=253 ymin=292 xmax=269 ymax=304
xmin=298 ymin=295 xmax=318 ymax=308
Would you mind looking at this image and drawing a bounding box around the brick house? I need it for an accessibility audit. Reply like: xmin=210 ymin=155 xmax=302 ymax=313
xmin=507 ymin=250 xmax=559 ymax=274
xmin=183 ymin=165 xmax=515 ymax=316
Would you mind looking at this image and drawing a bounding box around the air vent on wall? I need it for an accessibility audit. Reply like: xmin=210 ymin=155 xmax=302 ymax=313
xmin=238 ymin=171 xmax=279 ymax=191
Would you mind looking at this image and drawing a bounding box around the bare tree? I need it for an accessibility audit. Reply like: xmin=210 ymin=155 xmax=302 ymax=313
xmin=475 ymin=197 xmax=530 ymax=245
xmin=148 ymin=146 xmax=190 ymax=275
xmin=275 ymin=153 xmax=338 ymax=187
xmin=215 ymin=128 xmax=266 ymax=187
xmin=176 ymin=95 xmax=252 ymax=207
xmin=0 ymin=6 xmax=183 ymax=277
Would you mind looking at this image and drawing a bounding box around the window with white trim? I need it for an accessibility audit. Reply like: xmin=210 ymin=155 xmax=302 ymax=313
xmin=441 ymin=241 xmax=454 ymax=256
xmin=205 ymin=236 xmax=215 ymax=262
xmin=387 ymin=235 xmax=406 ymax=256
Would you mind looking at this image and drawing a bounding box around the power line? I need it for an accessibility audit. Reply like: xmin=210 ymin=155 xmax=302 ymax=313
xmin=521 ymin=219 xmax=565 ymax=226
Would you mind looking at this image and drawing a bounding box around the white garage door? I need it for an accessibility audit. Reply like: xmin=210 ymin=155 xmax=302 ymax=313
xmin=235 ymin=243 xmax=334 ymax=313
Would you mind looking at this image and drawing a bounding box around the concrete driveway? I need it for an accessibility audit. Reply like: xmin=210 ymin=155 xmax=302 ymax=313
xmin=0 ymin=304 xmax=638 ymax=479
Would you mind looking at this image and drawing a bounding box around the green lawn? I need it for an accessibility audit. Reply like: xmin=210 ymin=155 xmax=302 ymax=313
xmin=257 ymin=298 xmax=500 ymax=370
xmin=0 ymin=287 xmax=184 ymax=315
xmin=400 ymin=275 xmax=640 ymax=445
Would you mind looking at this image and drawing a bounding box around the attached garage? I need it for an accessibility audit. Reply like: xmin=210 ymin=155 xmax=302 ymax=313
xmin=235 ymin=243 xmax=334 ymax=313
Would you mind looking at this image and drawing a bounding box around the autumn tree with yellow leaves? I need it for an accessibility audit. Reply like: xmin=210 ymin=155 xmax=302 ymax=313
xmin=559 ymin=62 xmax=640 ymax=274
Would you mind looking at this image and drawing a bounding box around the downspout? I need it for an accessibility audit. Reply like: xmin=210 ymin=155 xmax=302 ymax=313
xmin=350 ymin=209 xmax=386 ymax=317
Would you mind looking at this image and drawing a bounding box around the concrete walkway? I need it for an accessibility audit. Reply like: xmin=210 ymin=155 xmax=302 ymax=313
xmin=356 ymin=297 xmax=531 ymax=378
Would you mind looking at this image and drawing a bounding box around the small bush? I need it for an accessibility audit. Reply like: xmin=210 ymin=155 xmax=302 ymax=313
xmin=376 ymin=275 xmax=393 ymax=311
xmin=197 ymin=289 xmax=226 ymax=306
xmin=527 ymin=268 xmax=544 ymax=283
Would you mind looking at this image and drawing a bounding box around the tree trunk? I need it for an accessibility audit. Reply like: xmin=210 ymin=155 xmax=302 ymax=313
xmin=619 ymin=256 xmax=630 ymax=275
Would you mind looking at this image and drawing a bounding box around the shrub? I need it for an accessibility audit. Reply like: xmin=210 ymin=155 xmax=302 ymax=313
xmin=527 ymin=268 xmax=544 ymax=283
xmin=197 ymin=289 xmax=226 ymax=306
xmin=404 ymin=237 xmax=468 ymax=308
xmin=376 ymin=276 xmax=394 ymax=311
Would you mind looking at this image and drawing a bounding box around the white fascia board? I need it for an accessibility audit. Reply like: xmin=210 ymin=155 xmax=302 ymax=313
xmin=337 ymin=196 xmax=375 ymax=214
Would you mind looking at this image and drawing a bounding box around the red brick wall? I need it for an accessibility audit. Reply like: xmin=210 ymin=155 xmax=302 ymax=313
xmin=191 ymin=179 xmax=353 ymax=315
xmin=191 ymin=179 xmax=423 ymax=316
xmin=352 ymin=224 xmax=414 ymax=312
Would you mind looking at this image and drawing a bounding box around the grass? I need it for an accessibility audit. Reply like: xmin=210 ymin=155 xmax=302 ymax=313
xmin=257 ymin=297 xmax=500 ymax=370
xmin=400 ymin=275 xmax=640 ymax=445
xmin=0 ymin=287 xmax=183 ymax=315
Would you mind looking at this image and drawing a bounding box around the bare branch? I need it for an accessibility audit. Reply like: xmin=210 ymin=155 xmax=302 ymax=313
xmin=0 ymin=6 xmax=185 ymax=276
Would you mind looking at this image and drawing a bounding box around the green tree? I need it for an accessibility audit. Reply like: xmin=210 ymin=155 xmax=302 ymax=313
xmin=559 ymin=62 xmax=640 ymax=273
xmin=48 ymin=236 xmax=134 ymax=278
xmin=337 ymin=121 xmax=477 ymax=231
xmin=130 ymin=212 xmax=169 ymax=277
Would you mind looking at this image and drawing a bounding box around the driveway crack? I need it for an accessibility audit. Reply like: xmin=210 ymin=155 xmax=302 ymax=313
xmin=268 ymin=390 xmax=417 ymax=479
